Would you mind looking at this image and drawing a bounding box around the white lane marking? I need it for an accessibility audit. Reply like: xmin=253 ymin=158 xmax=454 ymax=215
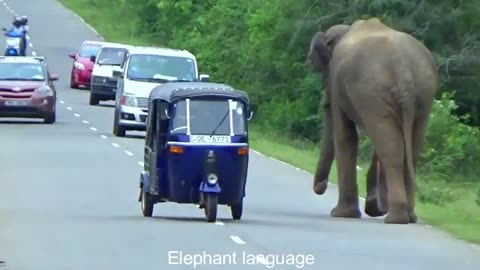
xmin=82 ymin=120 xmax=89 ymax=124
xmin=29 ymin=43 xmax=33 ymax=47
xmin=138 ymin=161 xmax=144 ymax=167
xmin=66 ymin=106 xmax=72 ymax=110
xmin=251 ymin=149 xmax=264 ymax=156
xmin=31 ymin=51 xmax=36 ymax=56
xmin=74 ymin=113 xmax=80 ymax=117
xmin=230 ymin=236 xmax=245 ymax=244
xmin=124 ymin=151 xmax=133 ymax=156
xmin=90 ymin=127 xmax=97 ymax=131
xmin=59 ymin=100 xmax=64 ymax=104
xmin=215 ymin=221 xmax=224 ymax=226
xmin=251 ymin=148 xmax=366 ymax=199
xmin=111 ymin=143 xmax=120 ymax=148
xmin=100 ymin=135 xmax=108 ymax=139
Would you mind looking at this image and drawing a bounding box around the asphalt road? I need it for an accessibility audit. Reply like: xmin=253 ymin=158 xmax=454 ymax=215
xmin=0 ymin=0 xmax=479 ymax=269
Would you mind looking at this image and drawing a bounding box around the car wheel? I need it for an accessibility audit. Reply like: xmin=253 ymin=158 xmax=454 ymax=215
xmin=44 ymin=111 xmax=56 ymax=124
xmin=113 ymin=109 xmax=126 ymax=137
xmin=70 ymin=73 xmax=79 ymax=89
xmin=89 ymin=92 xmax=99 ymax=105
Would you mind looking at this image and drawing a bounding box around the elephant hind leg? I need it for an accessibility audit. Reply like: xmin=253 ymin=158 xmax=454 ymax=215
xmin=330 ymin=108 xmax=361 ymax=219
xmin=366 ymin=117 xmax=410 ymax=224
xmin=405 ymin=114 xmax=429 ymax=223
xmin=365 ymin=153 xmax=388 ymax=217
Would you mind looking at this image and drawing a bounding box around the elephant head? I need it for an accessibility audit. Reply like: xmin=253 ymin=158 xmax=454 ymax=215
xmin=307 ymin=24 xmax=351 ymax=195
xmin=307 ymin=24 xmax=351 ymax=76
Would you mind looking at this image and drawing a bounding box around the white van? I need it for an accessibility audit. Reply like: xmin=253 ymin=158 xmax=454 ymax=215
xmin=111 ymin=46 xmax=209 ymax=137
xmin=89 ymin=42 xmax=133 ymax=106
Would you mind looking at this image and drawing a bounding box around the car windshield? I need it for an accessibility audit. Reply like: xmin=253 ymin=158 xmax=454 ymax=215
xmin=78 ymin=44 xmax=101 ymax=58
xmin=0 ymin=63 xmax=45 ymax=81
xmin=97 ymin=47 xmax=127 ymax=65
xmin=126 ymin=54 xmax=196 ymax=82
xmin=171 ymin=99 xmax=246 ymax=135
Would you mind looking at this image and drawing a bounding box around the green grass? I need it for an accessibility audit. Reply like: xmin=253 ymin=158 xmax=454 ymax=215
xmin=58 ymin=0 xmax=480 ymax=245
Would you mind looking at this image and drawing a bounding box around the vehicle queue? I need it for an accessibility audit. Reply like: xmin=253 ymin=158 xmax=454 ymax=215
xmin=0 ymin=32 xmax=256 ymax=222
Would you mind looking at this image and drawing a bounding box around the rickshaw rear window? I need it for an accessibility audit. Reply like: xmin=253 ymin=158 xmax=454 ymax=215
xmin=171 ymin=99 xmax=246 ymax=135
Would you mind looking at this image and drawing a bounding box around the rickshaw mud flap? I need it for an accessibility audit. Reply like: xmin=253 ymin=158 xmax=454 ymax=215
xmin=199 ymin=182 xmax=221 ymax=193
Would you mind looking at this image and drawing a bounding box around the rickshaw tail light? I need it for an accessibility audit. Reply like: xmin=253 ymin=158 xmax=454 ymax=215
xmin=237 ymin=147 xmax=248 ymax=155
xmin=169 ymin=145 xmax=184 ymax=154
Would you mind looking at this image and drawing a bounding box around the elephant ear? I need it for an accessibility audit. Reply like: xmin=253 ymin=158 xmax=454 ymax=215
xmin=307 ymin=32 xmax=334 ymax=74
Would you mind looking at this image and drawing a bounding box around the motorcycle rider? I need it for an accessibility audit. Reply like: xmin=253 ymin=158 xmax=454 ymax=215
xmin=19 ymin=15 xmax=29 ymax=55
xmin=3 ymin=16 xmax=27 ymax=56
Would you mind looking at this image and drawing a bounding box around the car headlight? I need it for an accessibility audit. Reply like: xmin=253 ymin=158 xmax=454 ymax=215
xmin=207 ymin=173 xmax=218 ymax=185
xmin=74 ymin=62 xmax=85 ymax=70
xmin=121 ymin=93 xmax=138 ymax=107
xmin=35 ymin=86 xmax=52 ymax=95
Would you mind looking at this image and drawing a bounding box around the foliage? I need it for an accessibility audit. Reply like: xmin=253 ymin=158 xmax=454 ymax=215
xmin=61 ymin=0 xmax=480 ymax=183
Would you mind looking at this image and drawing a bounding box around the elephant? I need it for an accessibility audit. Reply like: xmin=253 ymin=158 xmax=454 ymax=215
xmin=307 ymin=18 xmax=439 ymax=224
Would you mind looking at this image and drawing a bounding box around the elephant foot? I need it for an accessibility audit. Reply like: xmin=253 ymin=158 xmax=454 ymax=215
xmin=364 ymin=196 xmax=387 ymax=217
xmin=330 ymin=205 xmax=362 ymax=219
xmin=408 ymin=211 xmax=418 ymax=223
xmin=313 ymin=180 xmax=328 ymax=195
xmin=383 ymin=210 xmax=410 ymax=224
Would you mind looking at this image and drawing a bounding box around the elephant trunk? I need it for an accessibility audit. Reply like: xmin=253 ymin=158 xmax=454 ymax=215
xmin=313 ymin=99 xmax=334 ymax=195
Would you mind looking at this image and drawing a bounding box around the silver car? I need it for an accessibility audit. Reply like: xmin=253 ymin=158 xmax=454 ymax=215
xmin=111 ymin=47 xmax=209 ymax=137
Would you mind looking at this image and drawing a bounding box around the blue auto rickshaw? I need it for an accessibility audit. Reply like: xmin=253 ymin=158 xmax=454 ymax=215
xmin=139 ymin=82 xmax=256 ymax=222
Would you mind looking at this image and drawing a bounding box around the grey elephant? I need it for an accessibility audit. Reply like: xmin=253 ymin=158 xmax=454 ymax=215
xmin=307 ymin=18 xmax=439 ymax=224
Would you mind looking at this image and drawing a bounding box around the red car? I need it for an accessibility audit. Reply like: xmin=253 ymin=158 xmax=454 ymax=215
xmin=68 ymin=40 xmax=104 ymax=89
xmin=0 ymin=56 xmax=59 ymax=124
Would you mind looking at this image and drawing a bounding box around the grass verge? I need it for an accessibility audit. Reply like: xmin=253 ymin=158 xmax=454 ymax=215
xmin=58 ymin=0 xmax=480 ymax=245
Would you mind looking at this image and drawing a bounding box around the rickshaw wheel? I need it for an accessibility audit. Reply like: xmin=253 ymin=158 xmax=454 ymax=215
xmin=204 ymin=194 xmax=218 ymax=222
xmin=231 ymin=201 xmax=243 ymax=220
xmin=141 ymin=190 xmax=154 ymax=217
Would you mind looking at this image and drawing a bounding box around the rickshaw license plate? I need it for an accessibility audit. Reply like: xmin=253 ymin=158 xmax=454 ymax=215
xmin=190 ymin=135 xmax=231 ymax=143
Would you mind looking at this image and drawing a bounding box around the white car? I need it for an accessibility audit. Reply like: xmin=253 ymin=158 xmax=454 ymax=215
xmin=111 ymin=46 xmax=209 ymax=137
xmin=89 ymin=42 xmax=133 ymax=105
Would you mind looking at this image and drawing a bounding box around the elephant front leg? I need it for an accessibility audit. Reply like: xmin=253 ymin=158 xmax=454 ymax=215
xmin=365 ymin=153 xmax=388 ymax=217
xmin=330 ymin=109 xmax=361 ymax=219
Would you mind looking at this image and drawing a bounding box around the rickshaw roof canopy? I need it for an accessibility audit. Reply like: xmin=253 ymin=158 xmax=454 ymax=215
xmin=148 ymin=82 xmax=249 ymax=104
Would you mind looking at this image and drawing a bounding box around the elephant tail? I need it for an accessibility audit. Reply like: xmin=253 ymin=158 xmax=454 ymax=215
xmin=401 ymin=99 xmax=416 ymax=193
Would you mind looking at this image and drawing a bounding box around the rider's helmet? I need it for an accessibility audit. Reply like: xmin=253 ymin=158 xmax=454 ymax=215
xmin=12 ymin=16 xmax=22 ymax=27
xmin=20 ymin=15 xmax=28 ymax=26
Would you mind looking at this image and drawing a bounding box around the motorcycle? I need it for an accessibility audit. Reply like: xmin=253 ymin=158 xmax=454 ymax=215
xmin=2 ymin=28 xmax=26 ymax=56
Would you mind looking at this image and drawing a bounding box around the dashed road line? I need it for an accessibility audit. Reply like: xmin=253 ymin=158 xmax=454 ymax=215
xmin=82 ymin=120 xmax=89 ymax=124
xmin=74 ymin=113 xmax=80 ymax=117
xmin=124 ymin=151 xmax=133 ymax=156
xmin=66 ymin=106 xmax=72 ymax=111
xmin=230 ymin=236 xmax=246 ymax=244
xmin=59 ymin=100 xmax=64 ymax=104
xmin=111 ymin=143 xmax=120 ymax=148
xmin=215 ymin=221 xmax=224 ymax=226
xmin=100 ymin=135 xmax=108 ymax=139
xmin=138 ymin=162 xmax=144 ymax=167
xmin=90 ymin=127 xmax=97 ymax=131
